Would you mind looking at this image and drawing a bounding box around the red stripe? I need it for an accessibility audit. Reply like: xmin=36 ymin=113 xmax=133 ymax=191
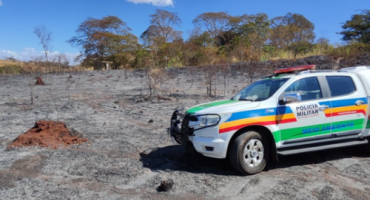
xmin=331 ymin=109 xmax=366 ymax=117
xmin=280 ymin=118 xmax=297 ymax=124
xmin=325 ymin=109 xmax=366 ymax=117
xmin=219 ymin=118 xmax=296 ymax=134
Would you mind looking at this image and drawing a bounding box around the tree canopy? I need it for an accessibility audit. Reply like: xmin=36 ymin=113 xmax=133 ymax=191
xmin=270 ymin=13 xmax=315 ymax=58
xmin=66 ymin=10 xmax=370 ymax=69
xmin=141 ymin=9 xmax=182 ymax=47
xmin=193 ymin=12 xmax=231 ymax=40
xmin=340 ymin=10 xmax=370 ymax=44
xmin=68 ymin=16 xmax=138 ymax=68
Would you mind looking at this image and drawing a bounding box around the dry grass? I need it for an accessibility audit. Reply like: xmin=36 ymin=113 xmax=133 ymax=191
xmin=0 ymin=59 xmax=22 ymax=67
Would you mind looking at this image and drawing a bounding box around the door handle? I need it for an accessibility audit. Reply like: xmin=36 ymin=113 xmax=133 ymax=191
xmin=319 ymin=105 xmax=329 ymax=111
xmin=355 ymin=100 xmax=364 ymax=106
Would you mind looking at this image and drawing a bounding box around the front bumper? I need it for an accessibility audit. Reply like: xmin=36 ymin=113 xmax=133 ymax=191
xmin=167 ymin=110 xmax=194 ymax=145
xmin=190 ymin=136 xmax=227 ymax=158
xmin=167 ymin=110 xmax=228 ymax=159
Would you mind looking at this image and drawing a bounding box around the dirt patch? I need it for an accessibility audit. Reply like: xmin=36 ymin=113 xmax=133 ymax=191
xmin=8 ymin=121 xmax=88 ymax=149
xmin=0 ymin=155 xmax=46 ymax=188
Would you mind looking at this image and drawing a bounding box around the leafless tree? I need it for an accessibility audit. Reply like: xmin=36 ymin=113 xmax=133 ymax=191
xmin=34 ymin=25 xmax=52 ymax=73
xmin=219 ymin=62 xmax=231 ymax=96
xmin=201 ymin=65 xmax=219 ymax=96
xmin=50 ymin=53 xmax=69 ymax=71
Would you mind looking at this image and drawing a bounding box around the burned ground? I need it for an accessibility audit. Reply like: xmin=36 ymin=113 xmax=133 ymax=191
xmin=1 ymin=68 xmax=370 ymax=199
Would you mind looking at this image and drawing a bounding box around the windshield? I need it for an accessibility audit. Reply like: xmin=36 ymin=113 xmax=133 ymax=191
xmin=232 ymin=78 xmax=289 ymax=101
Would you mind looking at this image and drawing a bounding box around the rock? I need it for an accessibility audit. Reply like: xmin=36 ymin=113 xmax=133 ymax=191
xmin=157 ymin=180 xmax=174 ymax=192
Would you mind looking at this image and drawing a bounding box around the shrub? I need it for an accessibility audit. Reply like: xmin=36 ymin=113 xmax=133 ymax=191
xmin=327 ymin=43 xmax=370 ymax=58
xmin=0 ymin=65 xmax=25 ymax=75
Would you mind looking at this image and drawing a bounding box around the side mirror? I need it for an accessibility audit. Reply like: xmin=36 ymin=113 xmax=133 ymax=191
xmin=280 ymin=93 xmax=302 ymax=104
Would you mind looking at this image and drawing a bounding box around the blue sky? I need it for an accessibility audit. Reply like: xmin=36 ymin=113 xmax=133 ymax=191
xmin=0 ymin=0 xmax=368 ymax=63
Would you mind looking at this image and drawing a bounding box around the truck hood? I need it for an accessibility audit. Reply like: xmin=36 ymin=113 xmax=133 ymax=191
xmin=186 ymin=99 xmax=260 ymax=115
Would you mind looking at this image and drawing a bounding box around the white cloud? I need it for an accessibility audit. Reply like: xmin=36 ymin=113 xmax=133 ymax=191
xmin=0 ymin=48 xmax=79 ymax=65
xmin=0 ymin=0 xmax=2 ymax=6
xmin=126 ymin=0 xmax=173 ymax=7
xmin=0 ymin=49 xmax=17 ymax=56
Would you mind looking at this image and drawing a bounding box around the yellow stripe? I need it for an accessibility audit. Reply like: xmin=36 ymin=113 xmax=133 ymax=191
xmin=220 ymin=113 xmax=296 ymax=129
xmin=278 ymin=113 xmax=296 ymax=121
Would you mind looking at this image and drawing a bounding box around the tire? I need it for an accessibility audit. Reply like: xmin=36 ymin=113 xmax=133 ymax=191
xmin=362 ymin=137 xmax=370 ymax=154
xmin=229 ymin=130 xmax=269 ymax=175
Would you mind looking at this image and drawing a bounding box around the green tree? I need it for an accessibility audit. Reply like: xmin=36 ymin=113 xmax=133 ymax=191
xmin=340 ymin=10 xmax=370 ymax=44
xmin=141 ymin=9 xmax=182 ymax=47
xmin=188 ymin=27 xmax=213 ymax=47
xmin=270 ymin=13 xmax=315 ymax=58
xmin=105 ymin=33 xmax=138 ymax=69
xmin=193 ymin=12 xmax=231 ymax=42
xmin=316 ymin=37 xmax=330 ymax=54
xmin=237 ymin=13 xmax=271 ymax=59
xmin=132 ymin=45 xmax=151 ymax=69
xmin=68 ymin=16 xmax=136 ymax=68
xmin=217 ymin=13 xmax=270 ymax=63
xmin=140 ymin=9 xmax=182 ymax=68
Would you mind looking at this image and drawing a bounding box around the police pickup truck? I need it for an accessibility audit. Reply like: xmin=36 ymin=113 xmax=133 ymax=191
xmin=168 ymin=65 xmax=370 ymax=175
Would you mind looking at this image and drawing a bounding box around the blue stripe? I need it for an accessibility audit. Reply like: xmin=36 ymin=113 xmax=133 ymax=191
xmin=320 ymin=97 xmax=368 ymax=108
xmin=226 ymin=107 xmax=293 ymax=122
xmin=277 ymin=106 xmax=294 ymax=114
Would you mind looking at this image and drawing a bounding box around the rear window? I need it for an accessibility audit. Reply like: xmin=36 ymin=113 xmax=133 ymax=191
xmin=326 ymin=76 xmax=356 ymax=97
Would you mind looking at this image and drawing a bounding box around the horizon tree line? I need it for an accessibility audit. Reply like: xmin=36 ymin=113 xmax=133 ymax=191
xmin=29 ymin=9 xmax=370 ymax=70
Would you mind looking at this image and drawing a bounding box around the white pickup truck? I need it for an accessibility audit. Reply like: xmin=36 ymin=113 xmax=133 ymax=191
xmin=168 ymin=65 xmax=370 ymax=175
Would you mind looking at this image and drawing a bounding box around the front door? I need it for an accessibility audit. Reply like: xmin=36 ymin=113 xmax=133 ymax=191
xmin=277 ymin=77 xmax=333 ymax=143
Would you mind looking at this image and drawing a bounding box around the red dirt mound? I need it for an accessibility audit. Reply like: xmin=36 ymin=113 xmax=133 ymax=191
xmin=8 ymin=121 xmax=88 ymax=149
xmin=35 ymin=77 xmax=44 ymax=85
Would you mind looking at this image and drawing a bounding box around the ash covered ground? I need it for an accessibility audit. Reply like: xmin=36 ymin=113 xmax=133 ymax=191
xmin=1 ymin=69 xmax=370 ymax=200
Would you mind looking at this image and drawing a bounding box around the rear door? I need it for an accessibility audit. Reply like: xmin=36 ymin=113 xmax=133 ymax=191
xmin=320 ymin=75 xmax=368 ymax=139
xmin=277 ymin=76 xmax=333 ymax=144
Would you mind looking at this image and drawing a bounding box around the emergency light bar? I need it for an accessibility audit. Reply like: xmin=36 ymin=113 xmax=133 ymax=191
xmin=274 ymin=65 xmax=316 ymax=75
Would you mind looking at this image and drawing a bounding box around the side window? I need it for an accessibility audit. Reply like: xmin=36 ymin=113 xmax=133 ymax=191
xmin=326 ymin=76 xmax=356 ymax=97
xmin=285 ymin=77 xmax=322 ymax=101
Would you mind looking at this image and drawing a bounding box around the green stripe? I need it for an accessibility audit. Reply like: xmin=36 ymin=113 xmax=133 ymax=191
xmin=186 ymin=100 xmax=237 ymax=114
xmin=272 ymin=131 xmax=280 ymax=143
xmin=273 ymin=119 xmax=364 ymax=143
xmin=366 ymin=119 xmax=370 ymax=129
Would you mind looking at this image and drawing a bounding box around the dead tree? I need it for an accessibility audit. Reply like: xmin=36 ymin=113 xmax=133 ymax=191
xmin=34 ymin=26 xmax=52 ymax=73
xmin=201 ymin=65 xmax=219 ymax=96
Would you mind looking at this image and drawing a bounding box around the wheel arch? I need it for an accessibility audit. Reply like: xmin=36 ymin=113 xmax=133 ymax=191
xmin=226 ymin=125 xmax=279 ymax=162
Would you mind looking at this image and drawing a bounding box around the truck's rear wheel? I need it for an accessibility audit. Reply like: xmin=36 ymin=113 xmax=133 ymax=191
xmin=229 ymin=130 xmax=269 ymax=175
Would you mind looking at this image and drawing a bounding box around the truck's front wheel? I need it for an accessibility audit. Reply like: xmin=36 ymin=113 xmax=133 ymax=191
xmin=229 ymin=131 xmax=269 ymax=175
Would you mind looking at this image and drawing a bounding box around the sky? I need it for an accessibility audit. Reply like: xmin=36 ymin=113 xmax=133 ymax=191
xmin=0 ymin=0 xmax=369 ymax=64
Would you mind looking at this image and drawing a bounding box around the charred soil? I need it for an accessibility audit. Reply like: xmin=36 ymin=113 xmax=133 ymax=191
xmin=1 ymin=64 xmax=370 ymax=199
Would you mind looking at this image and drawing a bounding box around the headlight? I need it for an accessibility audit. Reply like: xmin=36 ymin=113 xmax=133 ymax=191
xmin=198 ymin=115 xmax=220 ymax=128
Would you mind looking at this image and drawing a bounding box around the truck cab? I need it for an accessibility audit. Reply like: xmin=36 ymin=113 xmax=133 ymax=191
xmin=168 ymin=65 xmax=370 ymax=175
